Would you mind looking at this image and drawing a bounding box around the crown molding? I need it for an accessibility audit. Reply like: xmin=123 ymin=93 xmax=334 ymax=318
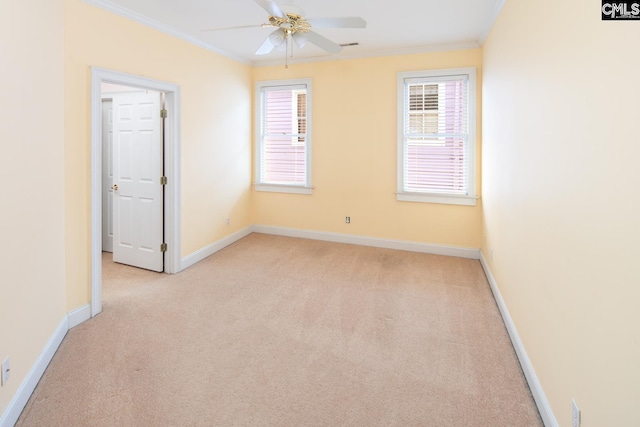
xmin=477 ymin=0 xmax=507 ymax=44
xmin=253 ymin=40 xmax=481 ymax=68
xmin=82 ymin=0 xmax=252 ymax=65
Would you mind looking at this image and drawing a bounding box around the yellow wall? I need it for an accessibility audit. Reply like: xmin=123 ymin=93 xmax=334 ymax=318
xmin=64 ymin=0 xmax=253 ymax=309
xmin=252 ymin=50 xmax=483 ymax=248
xmin=11 ymin=1 xmax=637 ymax=424
xmin=482 ymin=0 xmax=640 ymax=425
xmin=0 ymin=0 xmax=67 ymax=416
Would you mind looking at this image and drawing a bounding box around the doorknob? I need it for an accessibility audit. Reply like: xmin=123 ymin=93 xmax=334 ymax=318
xmin=112 ymin=184 xmax=118 ymax=191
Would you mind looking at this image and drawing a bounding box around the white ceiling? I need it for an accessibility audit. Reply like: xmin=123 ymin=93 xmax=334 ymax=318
xmin=85 ymin=0 xmax=504 ymax=66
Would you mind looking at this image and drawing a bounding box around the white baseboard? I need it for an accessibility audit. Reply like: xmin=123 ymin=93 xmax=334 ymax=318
xmin=67 ymin=304 xmax=91 ymax=329
xmin=479 ymin=252 xmax=557 ymax=427
xmin=0 ymin=303 xmax=94 ymax=427
xmin=0 ymin=317 xmax=68 ymax=427
xmin=181 ymin=226 xmax=253 ymax=270
xmin=252 ymin=225 xmax=481 ymax=259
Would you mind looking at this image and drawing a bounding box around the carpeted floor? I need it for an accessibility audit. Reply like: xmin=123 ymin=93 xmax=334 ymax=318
xmin=16 ymin=233 xmax=542 ymax=426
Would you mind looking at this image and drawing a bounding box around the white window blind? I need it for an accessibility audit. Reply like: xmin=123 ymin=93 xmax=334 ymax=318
xmin=397 ymin=69 xmax=476 ymax=206
xmin=257 ymin=81 xmax=310 ymax=190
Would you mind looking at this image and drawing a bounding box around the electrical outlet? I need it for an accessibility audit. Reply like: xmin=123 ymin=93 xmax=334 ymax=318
xmin=226 ymin=217 xmax=230 ymax=226
xmin=572 ymin=399 xmax=581 ymax=427
xmin=345 ymin=216 xmax=350 ymax=224
xmin=1 ymin=357 xmax=10 ymax=386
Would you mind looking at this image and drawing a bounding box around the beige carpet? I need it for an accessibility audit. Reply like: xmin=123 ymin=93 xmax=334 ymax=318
xmin=16 ymin=233 xmax=542 ymax=426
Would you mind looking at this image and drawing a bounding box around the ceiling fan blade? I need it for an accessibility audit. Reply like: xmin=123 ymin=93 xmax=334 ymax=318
xmin=308 ymin=17 xmax=367 ymax=28
xmin=255 ymin=35 xmax=276 ymax=55
xmin=305 ymin=31 xmax=342 ymax=54
xmin=254 ymin=0 xmax=285 ymax=18
xmin=292 ymin=32 xmax=308 ymax=48
xmin=201 ymin=24 xmax=270 ymax=32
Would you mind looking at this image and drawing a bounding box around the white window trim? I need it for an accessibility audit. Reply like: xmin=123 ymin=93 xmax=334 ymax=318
xmin=255 ymin=184 xmax=313 ymax=195
xmin=396 ymin=68 xmax=477 ymax=206
xmin=255 ymin=78 xmax=313 ymax=194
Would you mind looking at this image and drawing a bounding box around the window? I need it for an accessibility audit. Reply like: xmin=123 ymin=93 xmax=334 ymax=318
xmin=256 ymin=79 xmax=312 ymax=194
xmin=293 ymin=90 xmax=306 ymax=145
xmin=397 ymin=68 xmax=476 ymax=206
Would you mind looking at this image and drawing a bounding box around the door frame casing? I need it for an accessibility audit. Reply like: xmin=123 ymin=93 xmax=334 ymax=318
xmin=90 ymin=67 xmax=181 ymax=317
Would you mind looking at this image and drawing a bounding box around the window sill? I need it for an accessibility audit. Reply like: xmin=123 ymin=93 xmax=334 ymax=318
xmin=396 ymin=192 xmax=477 ymax=206
xmin=255 ymin=183 xmax=313 ymax=195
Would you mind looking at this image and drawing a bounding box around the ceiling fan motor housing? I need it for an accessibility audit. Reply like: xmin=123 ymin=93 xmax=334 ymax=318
xmin=269 ymin=13 xmax=311 ymax=35
xmin=251 ymin=0 xmax=364 ymax=56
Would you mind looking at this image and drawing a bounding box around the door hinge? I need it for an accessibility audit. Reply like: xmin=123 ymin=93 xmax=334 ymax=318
xmin=160 ymin=109 xmax=168 ymax=119
xmin=160 ymin=176 xmax=168 ymax=185
xmin=160 ymin=243 xmax=167 ymax=253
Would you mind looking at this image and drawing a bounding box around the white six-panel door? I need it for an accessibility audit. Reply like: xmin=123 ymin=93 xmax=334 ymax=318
xmin=101 ymin=99 xmax=114 ymax=252
xmin=112 ymin=92 xmax=164 ymax=272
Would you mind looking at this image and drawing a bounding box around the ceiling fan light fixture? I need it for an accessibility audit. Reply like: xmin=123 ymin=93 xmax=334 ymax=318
xmin=268 ymin=28 xmax=286 ymax=46
xmin=276 ymin=39 xmax=288 ymax=52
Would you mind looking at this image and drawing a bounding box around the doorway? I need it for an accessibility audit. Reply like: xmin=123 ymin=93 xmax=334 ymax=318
xmin=102 ymin=88 xmax=164 ymax=272
xmin=91 ymin=68 xmax=182 ymax=317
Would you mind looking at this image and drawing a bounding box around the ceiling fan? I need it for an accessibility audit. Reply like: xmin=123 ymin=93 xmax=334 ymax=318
xmin=203 ymin=0 xmax=366 ymax=57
